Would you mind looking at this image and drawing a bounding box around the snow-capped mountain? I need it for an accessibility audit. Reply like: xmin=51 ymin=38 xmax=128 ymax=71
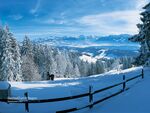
xmin=32 ymin=34 xmax=133 ymax=46
xmin=32 ymin=34 xmax=140 ymax=59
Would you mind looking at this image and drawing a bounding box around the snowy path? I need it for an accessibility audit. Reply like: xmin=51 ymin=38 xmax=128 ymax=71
xmin=81 ymin=68 xmax=150 ymax=113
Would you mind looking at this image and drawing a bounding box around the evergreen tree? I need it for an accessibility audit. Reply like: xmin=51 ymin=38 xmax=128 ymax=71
xmin=21 ymin=35 xmax=34 ymax=58
xmin=21 ymin=36 xmax=41 ymax=81
xmin=9 ymin=31 xmax=22 ymax=81
xmin=129 ymin=2 xmax=150 ymax=66
xmin=73 ymin=64 xmax=80 ymax=77
xmin=0 ymin=26 xmax=22 ymax=81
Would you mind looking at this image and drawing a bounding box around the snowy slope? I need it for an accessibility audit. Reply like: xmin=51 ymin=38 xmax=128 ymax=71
xmin=0 ymin=66 xmax=148 ymax=113
xmin=82 ymin=67 xmax=150 ymax=113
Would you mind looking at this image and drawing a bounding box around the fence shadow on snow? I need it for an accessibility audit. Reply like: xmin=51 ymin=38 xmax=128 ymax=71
xmin=0 ymin=69 xmax=144 ymax=113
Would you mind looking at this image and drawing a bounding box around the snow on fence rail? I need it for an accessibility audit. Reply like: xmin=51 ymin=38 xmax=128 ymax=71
xmin=0 ymin=69 xmax=144 ymax=113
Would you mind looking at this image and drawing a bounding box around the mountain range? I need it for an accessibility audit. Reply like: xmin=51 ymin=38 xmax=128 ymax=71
xmin=32 ymin=34 xmax=140 ymax=59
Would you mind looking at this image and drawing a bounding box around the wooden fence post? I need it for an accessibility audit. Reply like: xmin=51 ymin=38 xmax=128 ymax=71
xmin=123 ymin=75 xmax=126 ymax=91
xmin=89 ymin=85 xmax=93 ymax=109
xmin=142 ymin=69 xmax=144 ymax=79
xmin=24 ymin=92 xmax=29 ymax=112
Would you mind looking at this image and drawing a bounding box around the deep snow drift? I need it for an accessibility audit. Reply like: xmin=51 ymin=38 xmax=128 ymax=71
xmin=0 ymin=66 xmax=150 ymax=113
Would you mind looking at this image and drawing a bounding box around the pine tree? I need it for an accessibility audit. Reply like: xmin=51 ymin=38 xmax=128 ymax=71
xmin=21 ymin=36 xmax=41 ymax=81
xmin=55 ymin=52 xmax=67 ymax=77
xmin=96 ymin=60 xmax=105 ymax=74
xmin=21 ymin=55 xmax=40 ymax=81
xmin=73 ymin=64 xmax=80 ymax=77
xmin=129 ymin=2 xmax=150 ymax=66
xmin=0 ymin=26 xmax=22 ymax=81
xmin=21 ymin=35 xmax=34 ymax=58
xmin=9 ymin=31 xmax=22 ymax=81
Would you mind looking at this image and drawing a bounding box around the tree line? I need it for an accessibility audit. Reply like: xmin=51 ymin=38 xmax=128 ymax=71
xmin=0 ymin=26 xmax=134 ymax=81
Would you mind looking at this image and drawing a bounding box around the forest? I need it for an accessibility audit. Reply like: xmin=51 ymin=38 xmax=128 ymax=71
xmin=0 ymin=27 xmax=134 ymax=81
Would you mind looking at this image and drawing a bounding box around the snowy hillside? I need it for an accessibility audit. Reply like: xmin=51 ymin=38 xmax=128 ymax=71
xmin=1 ymin=66 xmax=149 ymax=113
xmin=84 ymin=67 xmax=150 ymax=113
xmin=1 ymin=1 xmax=150 ymax=113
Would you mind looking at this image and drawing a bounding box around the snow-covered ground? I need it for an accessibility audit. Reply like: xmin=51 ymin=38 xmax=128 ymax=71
xmin=0 ymin=66 xmax=149 ymax=113
xmin=82 ymin=67 xmax=150 ymax=113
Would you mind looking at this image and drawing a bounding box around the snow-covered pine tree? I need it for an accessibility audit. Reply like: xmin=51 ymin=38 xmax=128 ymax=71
xmin=95 ymin=60 xmax=105 ymax=74
xmin=8 ymin=29 xmax=22 ymax=81
xmin=55 ymin=52 xmax=67 ymax=77
xmin=32 ymin=44 xmax=46 ymax=79
xmin=0 ymin=26 xmax=22 ymax=81
xmin=78 ymin=60 xmax=89 ymax=76
xmin=42 ymin=45 xmax=57 ymax=78
xmin=21 ymin=55 xmax=40 ymax=81
xmin=21 ymin=36 xmax=41 ymax=81
xmin=129 ymin=2 xmax=150 ymax=66
xmin=21 ymin=35 xmax=34 ymax=58
xmin=73 ymin=64 xmax=80 ymax=77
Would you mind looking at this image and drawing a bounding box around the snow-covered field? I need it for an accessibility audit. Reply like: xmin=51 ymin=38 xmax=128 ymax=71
xmin=83 ymin=67 xmax=150 ymax=113
xmin=0 ymin=66 xmax=149 ymax=113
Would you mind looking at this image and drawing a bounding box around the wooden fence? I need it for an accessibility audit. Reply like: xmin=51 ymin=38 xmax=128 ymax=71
xmin=0 ymin=69 xmax=144 ymax=113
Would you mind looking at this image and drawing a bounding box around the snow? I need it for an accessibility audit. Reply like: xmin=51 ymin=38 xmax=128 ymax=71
xmin=79 ymin=49 xmax=109 ymax=63
xmin=79 ymin=55 xmax=97 ymax=63
xmin=82 ymin=67 xmax=150 ymax=113
xmin=0 ymin=66 xmax=149 ymax=113
xmin=95 ymin=49 xmax=107 ymax=59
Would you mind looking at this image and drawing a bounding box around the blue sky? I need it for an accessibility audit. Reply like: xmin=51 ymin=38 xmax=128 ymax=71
xmin=0 ymin=0 xmax=149 ymax=38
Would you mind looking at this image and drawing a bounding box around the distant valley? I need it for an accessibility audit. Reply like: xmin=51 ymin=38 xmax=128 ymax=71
xmin=31 ymin=34 xmax=140 ymax=59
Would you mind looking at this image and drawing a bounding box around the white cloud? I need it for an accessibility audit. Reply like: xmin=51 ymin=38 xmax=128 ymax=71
xmin=43 ymin=19 xmax=67 ymax=25
xmin=30 ymin=0 xmax=41 ymax=14
xmin=77 ymin=10 xmax=141 ymax=35
xmin=9 ymin=14 xmax=23 ymax=20
xmin=35 ymin=17 xmax=74 ymax=26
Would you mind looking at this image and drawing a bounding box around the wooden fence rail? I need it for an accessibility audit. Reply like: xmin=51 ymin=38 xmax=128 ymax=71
xmin=0 ymin=69 xmax=144 ymax=113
